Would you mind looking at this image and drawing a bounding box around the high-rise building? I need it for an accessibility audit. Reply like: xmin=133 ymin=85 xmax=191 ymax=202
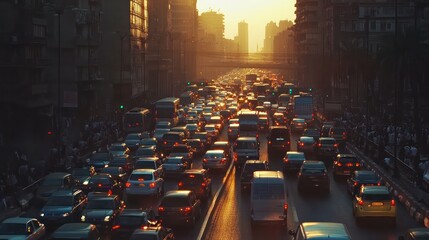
xmin=238 ymin=21 xmax=248 ymax=55
xmin=263 ymin=21 xmax=279 ymax=55
xmin=198 ymin=11 xmax=225 ymax=52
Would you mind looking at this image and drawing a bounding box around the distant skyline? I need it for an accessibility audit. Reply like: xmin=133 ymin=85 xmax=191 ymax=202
xmin=197 ymin=0 xmax=296 ymax=53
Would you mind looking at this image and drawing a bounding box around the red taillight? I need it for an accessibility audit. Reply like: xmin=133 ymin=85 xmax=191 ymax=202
xmin=355 ymin=163 xmax=360 ymax=167
xmin=112 ymin=225 xmax=120 ymax=230
xmin=158 ymin=206 xmax=164 ymax=212
xmin=184 ymin=207 xmax=191 ymax=212
xmin=268 ymin=141 xmax=272 ymax=144
xmin=358 ymin=199 xmax=364 ymax=206
xmin=164 ymin=141 xmax=167 ymax=145
xmin=203 ymin=158 xmax=208 ymax=163
xmin=334 ymin=144 xmax=338 ymax=148
xmin=318 ymin=143 xmax=322 ymax=147
xmin=149 ymin=182 xmax=156 ymax=188
xmin=178 ymin=181 xmax=183 ymax=187
xmin=284 ymin=158 xmax=289 ymax=163
xmin=98 ymin=183 xmax=102 ymax=187
xmin=299 ymin=142 xmax=304 ymax=147
xmin=126 ymin=182 xmax=131 ymax=188
xmin=391 ymin=199 xmax=395 ymax=206
xmin=107 ymin=190 xmax=112 ymax=195
xmin=284 ymin=203 xmax=288 ymax=213
xmin=353 ymin=182 xmax=358 ymax=186
xmin=202 ymin=182 xmax=207 ymax=187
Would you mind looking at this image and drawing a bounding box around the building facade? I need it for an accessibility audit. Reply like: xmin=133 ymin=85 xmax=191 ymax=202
xmin=238 ymin=21 xmax=249 ymax=55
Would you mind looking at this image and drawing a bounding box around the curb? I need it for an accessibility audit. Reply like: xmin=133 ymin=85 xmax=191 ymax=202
xmin=196 ymin=161 xmax=235 ymax=240
xmin=347 ymin=143 xmax=428 ymax=227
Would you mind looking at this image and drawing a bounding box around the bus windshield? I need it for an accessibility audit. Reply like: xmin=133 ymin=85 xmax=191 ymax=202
xmin=156 ymin=108 xmax=174 ymax=118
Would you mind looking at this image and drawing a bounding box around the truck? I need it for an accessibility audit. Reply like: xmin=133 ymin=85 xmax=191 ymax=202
xmin=293 ymin=95 xmax=314 ymax=122
xmin=238 ymin=110 xmax=259 ymax=139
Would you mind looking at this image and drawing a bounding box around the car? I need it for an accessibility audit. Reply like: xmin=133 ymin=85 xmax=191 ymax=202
xmin=185 ymin=123 xmax=201 ymax=138
xmin=346 ymin=170 xmax=381 ymax=195
xmin=329 ymin=127 xmax=348 ymax=148
xmin=333 ymin=154 xmax=361 ymax=179
xmin=233 ymin=137 xmax=260 ymax=168
xmin=220 ymin=110 xmax=232 ymax=123
xmin=211 ymin=141 xmax=231 ymax=159
xmin=134 ymin=157 xmax=164 ymax=178
xmin=273 ymin=112 xmax=286 ymax=126
xmin=178 ymin=169 xmax=212 ymax=201
xmin=169 ymin=144 xmax=193 ymax=167
xmin=125 ymin=169 xmax=165 ymax=198
xmin=297 ymin=161 xmax=330 ymax=193
xmin=288 ymin=222 xmax=352 ymax=240
xmin=153 ymin=129 xmax=170 ymax=141
xmin=398 ymin=228 xmax=429 ymax=240
xmin=185 ymin=139 xmax=205 ymax=157
xmin=155 ymin=121 xmax=171 ymax=130
xmin=194 ymin=132 xmax=212 ymax=148
xmin=39 ymin=189 xmax=87 ymax=226
xmin=240 ymin=160 xmax=269 ymax=191
xmin=159 ymin=132 xmax=185 ymax=154
xmin=108 ymin=143 xmax=130 ymax=157
xmin=139 ymin=138 xmax=158 ymax=148
xmin=135 ymin=145 xmax=159 ymax=159
xmin=111 ymin=209 xmax=158 ymax=239
xmin=100 ymin=166 xmax=128 ymax=185
xmin=315 ymin=137 xmax=339 ymax=160
xmin=320 ymin=124 xmax=334 ymax=137
xmin=158 ymin=190 xmax=202 ymax=227
xmin=36 ymin=172 xmax=76 ymax=202
xmin=283 ymin=151 xmax=306 ymax=172
xmin=296 ymin=136 xmax=315 ymax=155
xmin=170 ymin=126 xmax=190 ymax=139
xmin=163 ymin=156 xmax=189 ymax=178
xmin=124 ymin=133 xmax=144 ymax=150
xmin=87 ymin=173 xmax=123 ymax=196
xmin=227 ymin=123 xmax=240 ymax=141
xmin=109 ymin=155 xmax=134 ymax=174
xmin=86 ymin=152 xmax=111 ymax=172
xmin=258 ymin=116 xmax=269 ymax=131
xmin=207 ymin=116 xmax=223 ymax=131
xmin=290 ymin=118 xmax=307 ymax=133
xmin=80 ymin=195 xmax=125 ymax=230
xmin=129 ymin=226 xmax=174 ymax=240
xmin=202 ymin=150 xmax=229 ymax=171
xmin=0 ymin=217 xmax=46 ymax=239
xmin=71 ymin=167 xmax=96 ymax=190
xmin=204 ymin=124 xmax=219 ymax=141
xmin=303 ymin=128 xmax=320 ymax=141
xmin=49 ymin=223 xmax=100 ymax=240
xmin=228 ymin=118 xmax=239 ymax=125
xmin=352 ymin=186 xmax=396 ymax=225
xmin=0 ymin=197 xmax=22 ymax=222
xmin=267 ymin=126 xmax=290 ymax=156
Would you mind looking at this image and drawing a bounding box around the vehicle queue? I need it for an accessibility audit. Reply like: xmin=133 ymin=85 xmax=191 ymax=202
xmin=0 ymin=70 xmax=424 ymax=240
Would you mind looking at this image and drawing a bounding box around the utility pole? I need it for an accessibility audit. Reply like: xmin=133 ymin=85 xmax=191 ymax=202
xmin=393 ymin=0 xmax=399 ymax=178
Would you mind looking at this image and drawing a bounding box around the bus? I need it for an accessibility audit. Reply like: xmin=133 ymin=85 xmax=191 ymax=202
xmin=238 ymin=110 xmax=259 ymax=138
xmin=154 ymin=97 xmax=180 ymax=127
xmin=123 ymin=108 xmax=152 ymax=134
xmin=293 ymin=95 xmax=314 ymax=122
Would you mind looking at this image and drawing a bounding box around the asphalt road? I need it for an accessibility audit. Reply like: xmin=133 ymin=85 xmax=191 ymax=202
xmin=204 ymin=130 xmax=423 ymax=240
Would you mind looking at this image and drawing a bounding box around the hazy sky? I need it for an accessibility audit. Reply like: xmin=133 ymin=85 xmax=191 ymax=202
xmin=197 ymin=0 xmax=296 ymax=53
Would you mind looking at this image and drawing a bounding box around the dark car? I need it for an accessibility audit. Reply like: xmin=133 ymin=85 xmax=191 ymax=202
xmin=178 ymin=169 xmax=212 ymax=201
xmin=158 ymin=132 xmax=185 ymax=155
xmin=185 ymin=139 xmax=205 ymax=157
xmin=283 ymin=151 xmax=306 ymax=172
xmin=129 ymin=226 xmax=174 ymax=240
xmin=220 ymin=110 xmax=232 ymax=123
xmin=40 ymin=189 xmax=87 ymax=227
xmin=111 ymin=209 xmax=157 ymax=239
xmin=163 ymin=156 xmax=188 ymax=178
xmin=169 ymin=144 xmax=193 ymax=167
xmin=87 ymin=152 xmax=111 ymax=172
xmin=72 ymin=167 xmax=96 ymax=190
xmin=100 ymin=167 xmax=128 ymax=185
xmin=296 ymin=136 xmax=316 ymax=155
xmin=315 ymin=137 xmax=338 ymax=160
xmin=258 ymin=116 xmax=269 ymax=132
xmin=346 ymin=170 xmax=380 ymax=195
xmin=36 ymin=172 xmax=76 ymax=202
xmin=80 ymin=195 xmax=125 ymax=230
xmin=158 ymin=190 xmax=202 ymax=227
xmin=233 ymin=137 xmax=260 ymax=167
xmin=134 ymin=157 xmax=164 ymax=178
xmin=139 ymin=138 xmax=158 ymax=148
xmin=87 ymin=173 xmax=123 ymax=196
xmin=134 ymin=146 xmax=159 ymax=159
xmin=240 ymin=160 xmax=269 ymax=191
xmin=320 ymin=124 xmax=334 ymax=137
xmin=267 ymin=126 xmax=290 ymax=156
xmin=194 ymin=132 xmax=212 ymax=148
xmin=329 ymin=127 xmax=348 ymax=148
xmin=49 ymin=223 xmax=100 ymax=240
xmin=297 ymin=161 xmax=330 ymax=193
xmin=333 ymin=154 xmax=361 ymax=179
xmin=399 ymin=228 xmax=429 ymax=240
xmin=303 ymin=128 xmax=320 ymax=141
xmin=211 ymin=141 xmax=232 ymax=159
xmin=109 ymin=155 xmax=134 ymax=174
xmin=272 ymin=113 xmax=286 ymax=126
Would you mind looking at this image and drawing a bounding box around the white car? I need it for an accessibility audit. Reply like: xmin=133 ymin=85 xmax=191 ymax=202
xmin=0 ymin=217 xmax=46 ymax=240
xmin=126 ymin=169 xmax=164 ymax=198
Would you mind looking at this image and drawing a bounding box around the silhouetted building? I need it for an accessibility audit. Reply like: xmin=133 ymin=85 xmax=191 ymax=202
xmin=238 ymin=21 xmax=248 ymax=56
xmin=198 ymin=11 xmax=225 ymax=53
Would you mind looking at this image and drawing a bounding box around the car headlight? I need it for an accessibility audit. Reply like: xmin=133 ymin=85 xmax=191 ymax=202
xmin=81 ymin=215 xmax=86 ymax=222
xmin=104 ymin=216 xmax=111 ymax=222
xmin=40 ymin=213 xmax=44 ymax=217
xmin=83 ymin=180 xmax=89 ymax=185
xmin=62 ymin=212 xmax=69 ymax=217
xmin=136 ymin=143 xmax=140 ymax=145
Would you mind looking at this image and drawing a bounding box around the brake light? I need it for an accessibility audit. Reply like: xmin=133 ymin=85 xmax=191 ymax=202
xmin=353 ymin=182 xmax=358 ymax=186
xmin=391 ymin=199 xmax=395 ymax=206
xmin=112 ymin=225 xmax=120 ymax=230
xmin=334 ymin=144 xmax=338 ymax=148
xmin=299 ymin=142 xmax=304 ymax=147
xmin=203 ymin=158 xmax=208 ymax=163
xmin=377 ymin=182 xmax=381 ymax=186
xmin=178 ymin=181 xmax=183 ymax=187
xmin=184 ymin=207 xmax=191 ymax=212
xmin=202 ymin=182 xmax=207 ymax=187
xmin=284 ymin=203 xmax=288 ymax=212
xmin=98 ymin=183 xmax=102 ymax=187
xmin=358 ymin=199 xmax=364 ymax=206
xmin=318 ymin=143 xmax=322 ymax=147
xmin=107 ymin=189 xmax=112 ymax=195
xmin=284 ymin=158 xmax=289 ymax=163
xmin=220 ymin=158 xmax=227 ymax=164
xmin=126 ymin=182 xmax=131 ymax=188
xmin=268 ymin=141 xmax=272 ymax=144
xmin=287 ymin=141 xmax=290 ymax=145
xmin=158 ymin=206 xmax=164 ymax=212
xmin=355 ymin=163 xmax=360 ymax=167
xmin=164 ymin=141 xmax=167 ymax=145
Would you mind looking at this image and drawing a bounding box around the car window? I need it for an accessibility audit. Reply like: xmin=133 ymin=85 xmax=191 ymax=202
xmin=362 ymin=193 xmax=391 ymax=201
xmin=130 ymin=173 xmax=154 ymax=181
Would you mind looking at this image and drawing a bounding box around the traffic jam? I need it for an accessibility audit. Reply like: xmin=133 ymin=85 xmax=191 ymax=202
xmin=0 ymin=69 xmax=423 ymax=240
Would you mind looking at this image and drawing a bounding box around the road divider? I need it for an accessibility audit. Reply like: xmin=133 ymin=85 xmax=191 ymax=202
xmin=197 ymin=161 xmax=235 ymax=240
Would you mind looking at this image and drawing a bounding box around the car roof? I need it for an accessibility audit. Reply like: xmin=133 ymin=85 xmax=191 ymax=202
xmin=236 ymin=137 xmax=258 ymax=141
xmin=253 ymin=171 xmax=283 ymax=179
xmin=244 ymin=160 xmax=266 ymax=165
xmin=301 ymin=222 xmax=350 ymax=239
xmin=2 ymin=217 xmax=35 ymax=224
xmin=111 ymin=143 xmax=126 ymax=147
xmin=213 ymin=141 xmax=229 ymax=145
xmin=183 ymin=169 xmax=206 ymax=175
xmin=132 ymin=169 xmax=156 ymax=174
xmin=206 ymin=150 xmax=224 ymax=154
xmin=361 ymin=186 xmax=390 ymax=194
xmin=337 ymin=154 xmax=356 ymax=158
xmin=120 ymin=209 xmax=148 ymax=217
xmin=302 ymin=161 xmax=325 ymax=168
xmin=51 ymin=189 xmax=81 ymax=197
xmin=355 ymin=170 xmax=376 ymax=176
xmin=52 ymin=223 xmax=96 ymax=236
xmin=136 ymin=157 xmax=159 ymax=162
xmin=164 ymin=190 xmax=192 ymax=198
xmin=269 ymin=126 xmax=288 ymax=130
xmin=319 ymin=137 xmax=336 ymax=141
xmin=287 ymin=151 xmax=305 ymax=156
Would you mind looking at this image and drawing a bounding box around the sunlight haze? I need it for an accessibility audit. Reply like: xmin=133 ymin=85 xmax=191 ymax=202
xmin=197 ymin=0 xmax=296 ymax=53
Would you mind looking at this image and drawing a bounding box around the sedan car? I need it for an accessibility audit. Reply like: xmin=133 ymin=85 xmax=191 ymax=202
xmin=333 ymin=154 xmax=361 ymax=179
xmin=139 ymin=138 xmax=158 ymax=148
xmin=100 ymin=166 xmax=128 ymax=185
xmin=185 ymin=123 xmax=201 ymax=138
xmin=202 ymin=150 xmax=229 ymax=171
xmin=283 ymin=151 xmax=306 ymax=172
xmin=204 ymin=124 xmax=219 ymax=141
xmin=346 ymin=170 xmax=381 ymax=195
xmin=227 ymin=123 xmax=240 ymax=141
xmin=71 ymin=167 xmax=96 ymax=190
xmin=315 ymin=137 xmax=339 ymax=160
xmin=158 ymin=190 xmax=202 ymax=227
xmin=111 ymin=209 xmax=158 ymax=239
xmin=109 ymin=143 xmax=130 ymax=157
xmin=303 ymin=128 xmax=320 ymax=141
xmin=87 ymin=152 xmax=111 ymax=172
xmin=129 ymin=226 xmax=174 ymax=240
xmin=0 ymin=217 xmax=46 ymax=239
xmin=36 ymin=172 xmax=76 ymax=202
xmin=153 ymin=129 xmax=170 ymax=141
xmin=87 ymin=173 xmax=123 ymax=196
xmin=109 ymin=155 xmax=134 ymax=174
xmin=49 ymin=223 xmax=100 ymax=240
xmin=296 ymin=136 xmax=316 ymax=155
xmin=134 ymin=146 xmax=159 ymax=159
xmin=169 ymin=144 xmax=193 ymax=167
xmin=240 ymin=160 xmax=269 ymax=191
xmin=125 ymin=169 xmax=165 ymax=199
xmin=290 ymin=118 xmax=307 ymax=133
xmin=352 ymin=186 xmax=396 ymax=226
xmin=124 ymin=133 xmax=144 ymax=150
xmin=297 ymin=161 xmax=330 ymax=193
xmin=163 ymin=156 xmax=188 ymax=178
xmin=133 ymin=157 xmax=164 ymax=178
xmin=185 ymin=139 xmax=205 ymax=157
xmin=178 ymin=169 xmax=212 ymax=201
xmin=80 ymin=195 xmax=125 ymax=230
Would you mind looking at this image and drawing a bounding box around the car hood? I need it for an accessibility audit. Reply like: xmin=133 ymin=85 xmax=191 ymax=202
xmin=0 ymin=235 xmax=27 ymax=240
xmin=42 ymin=206 xmax=73 ymax=215
xmin=83 ymin=209 xmax=114 ymax=218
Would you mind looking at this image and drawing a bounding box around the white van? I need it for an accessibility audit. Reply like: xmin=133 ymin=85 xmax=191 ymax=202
xmin=250 ymin=171 xmax=287 ymax=226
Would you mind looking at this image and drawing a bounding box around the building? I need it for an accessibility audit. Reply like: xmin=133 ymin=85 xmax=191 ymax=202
xmin=198 ymin=11 xmax=225 ymax=53
xmin=263 ymin=21 xmax=278 ymax=56
xmin=238 ymin=21 xmax=249 ymax=55
xmin=99 ymin=0 xmax=147 ymax=111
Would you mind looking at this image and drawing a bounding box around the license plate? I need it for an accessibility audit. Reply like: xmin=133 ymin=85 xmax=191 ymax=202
xmin=372 ymin=202 xmax=383 ymax=206
xmin=139 ymin=184 xmax=145 ymax=187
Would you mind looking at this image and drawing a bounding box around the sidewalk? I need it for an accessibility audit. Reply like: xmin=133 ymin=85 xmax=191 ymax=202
xmin=347 ymin=142 xmax=429 ymax=227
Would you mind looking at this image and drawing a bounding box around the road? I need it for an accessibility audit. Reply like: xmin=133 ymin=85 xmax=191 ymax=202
xmin=204 ymin=130 xmax=423 ymax=240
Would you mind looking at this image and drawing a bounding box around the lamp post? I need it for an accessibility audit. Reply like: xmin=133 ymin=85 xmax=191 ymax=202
xmin=393 ymin=0 xmax=399 ymax=178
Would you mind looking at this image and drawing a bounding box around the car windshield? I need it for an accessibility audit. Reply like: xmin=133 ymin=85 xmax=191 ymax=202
xmin=110 ymin=146 xmax=125 ymax=151
xmin=135 ymin=161 xmax=155 ymax=169
xmin=362 ymin=193 xmax=391 ymax=201
xmin=136 ymin=148 xmax=154 ymax=156
xmin=87 ymin=199 xmax=115 ymax=209
xmin=72 ymin=169 xmax=89 ymax=177
xmin=0 ymin=223 xmax=26 ymax=235
xmin=252 ymin=183 xmax=284 ymax=200
xmin=205 ymin=153 xmax=224 ymax=158
xmin=90 ymin=176 xmax=111 ymax=185
xmin=321 ymin=139 xmax=336 ymax=144
xmin=126 ymin=135 xmax=140 ymax=140
xmin=288 ymin=154 xmax=305 ymax=160
xmin=129 ymin=173 xmax=153 ymax=181
xmin=339 ymin=157 xmax=358 ymax=163
xmin=161 ymin=196 xmax=189 ymax=207
xmin=235 ymin=141 xmax=258 ymax=149
xmin=357 ymin=173 xmax=378 ymax=181
xmin=141 ymin=139 xmax=156 ymax=145
xmin=119 ymin=216 xmax=146 ymax=226
xmin=165 ymin=158 xmax=183 ymax=164
xmin=46 ymin=195 xmax=73 ymax=206
xmin=42 ymin=178 xmax=63 ymax=187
